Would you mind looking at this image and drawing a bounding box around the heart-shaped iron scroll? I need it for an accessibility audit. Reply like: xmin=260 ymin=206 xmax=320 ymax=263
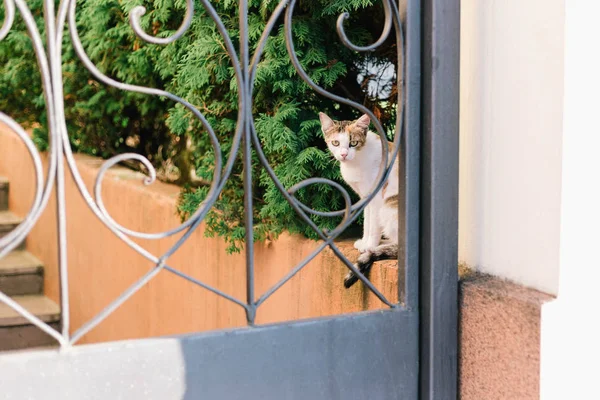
xmin=253 ymin=0 xmax=405 ymax=308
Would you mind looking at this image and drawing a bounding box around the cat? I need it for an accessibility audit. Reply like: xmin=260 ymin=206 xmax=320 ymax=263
xmin=319 ymin=112 xmax=400 ymax=288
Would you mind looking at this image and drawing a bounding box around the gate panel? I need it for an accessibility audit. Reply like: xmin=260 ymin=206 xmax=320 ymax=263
xmin=0 ymin=310 xmax=417 ymax=399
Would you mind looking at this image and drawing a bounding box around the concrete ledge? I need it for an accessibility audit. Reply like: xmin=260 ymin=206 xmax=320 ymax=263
xmin=459 ymin=273 xmax=553 ymax=400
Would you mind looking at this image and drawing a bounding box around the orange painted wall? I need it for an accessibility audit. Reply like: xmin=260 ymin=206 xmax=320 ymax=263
xmin=0 ymin=126 xmax=397 ymax=344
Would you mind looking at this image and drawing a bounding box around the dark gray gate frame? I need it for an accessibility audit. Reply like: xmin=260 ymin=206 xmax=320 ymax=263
xmin=419 ymin=0 xmax=460 ymax=398
xmin=0 ymin=0 xmax=458 ymax=398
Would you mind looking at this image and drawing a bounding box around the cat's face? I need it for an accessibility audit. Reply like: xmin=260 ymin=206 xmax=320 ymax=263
xmin=319 ymin=113 xmax=370 ymax=162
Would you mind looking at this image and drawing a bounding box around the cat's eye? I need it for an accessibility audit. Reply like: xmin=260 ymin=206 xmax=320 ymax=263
xmin=349 ymin=141 xmax=358 ymax=147
xmin=331 ymin=140 xmax=340 ymax=146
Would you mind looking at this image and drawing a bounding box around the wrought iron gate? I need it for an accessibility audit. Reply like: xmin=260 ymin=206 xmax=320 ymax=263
xmin=0 ymin=0 xmax=458 ymax=398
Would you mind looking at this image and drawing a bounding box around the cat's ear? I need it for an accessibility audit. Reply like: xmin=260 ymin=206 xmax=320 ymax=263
xmin=319 ymin=112 xmax=335 ymax=133
xmin=355 ymin=114 xmax=370 ymax=130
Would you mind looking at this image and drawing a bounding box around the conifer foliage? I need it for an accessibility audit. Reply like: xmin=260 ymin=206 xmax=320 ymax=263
xmin=0 ymin=0 xmax=397 ymax=253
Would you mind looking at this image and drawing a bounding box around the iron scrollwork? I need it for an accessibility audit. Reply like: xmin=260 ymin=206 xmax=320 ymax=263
xmin=0 ymin=0 xmax=405 ymax=347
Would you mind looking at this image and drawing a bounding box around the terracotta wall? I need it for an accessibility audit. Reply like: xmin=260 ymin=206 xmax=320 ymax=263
xmin=459 ymin=274 xmax=552 ymax=400
xmin=0 ymin=126 xmax=397 ymax=344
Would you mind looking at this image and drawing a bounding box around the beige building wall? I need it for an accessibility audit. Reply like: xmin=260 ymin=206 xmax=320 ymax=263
xmin=460 ymin=0 xmax=565 ymax=294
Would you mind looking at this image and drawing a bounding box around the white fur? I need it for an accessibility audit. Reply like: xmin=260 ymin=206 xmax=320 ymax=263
xmin=319 ymin=112 xmax=399 ymax=253
xmin=330 ymin=130 xmax=399 ymax=253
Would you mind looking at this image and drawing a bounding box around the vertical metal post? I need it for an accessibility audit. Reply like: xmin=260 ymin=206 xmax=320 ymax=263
xmin=419 ymin=0 xmax=460 ymax=398
xmin=44 ymin=0 xmax=70 ymax=341
xmin=239 ymin=0 xmax=255 ymax=324
xmin=399 ymin=0 xmax=421 ymax=310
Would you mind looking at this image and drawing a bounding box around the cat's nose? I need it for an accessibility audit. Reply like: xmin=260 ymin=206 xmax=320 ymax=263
xmin=340 ymin=154 xmax=347 ymax=160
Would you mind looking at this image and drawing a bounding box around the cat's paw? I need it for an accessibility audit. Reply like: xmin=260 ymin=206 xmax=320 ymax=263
xmin=363 ymin=241 xmax=380 ymax=253
xmin=354 ymin=239 xmax=369 ymax=253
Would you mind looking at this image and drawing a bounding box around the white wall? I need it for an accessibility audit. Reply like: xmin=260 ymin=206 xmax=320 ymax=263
xmin=540 ymin=1 xmax=600 ymax=397
xmin=459 ymin=0 xmax=565 ymax=294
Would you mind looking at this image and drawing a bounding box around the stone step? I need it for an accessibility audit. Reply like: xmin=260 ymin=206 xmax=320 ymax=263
xmin=0 ymin=322 xmax=61 ymax=352
xmin=0 ymin=177 xmax=7 ymax=211
xmin=0 ymin=210 xmax=25 ymax=250
xmin=0 ymin=295 xmax=60 ymax=327
xmin=0 ymin=295 xmax=61 ymax=351
xmin=0 ymin=251 xmax=44 ymax=296
xmin=0 ymin=344 xmax=59 ymax=355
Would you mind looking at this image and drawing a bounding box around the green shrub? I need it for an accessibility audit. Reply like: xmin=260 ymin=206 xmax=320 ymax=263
xmin=0 ymin=0 xmax=397 ymax=253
